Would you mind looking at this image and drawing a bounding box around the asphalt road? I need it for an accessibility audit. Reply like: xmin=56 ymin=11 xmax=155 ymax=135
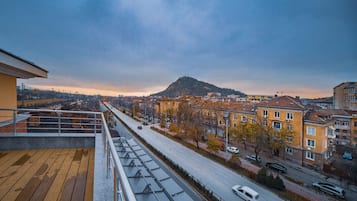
xmin=112 ymin=117 xmax=204 ymax=201
xmin=106 ymin=103 xmax=283 ymax=201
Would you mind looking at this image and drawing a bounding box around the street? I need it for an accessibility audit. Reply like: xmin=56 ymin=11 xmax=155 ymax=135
xmin=106 ymin=103 xmax=283 ymax=201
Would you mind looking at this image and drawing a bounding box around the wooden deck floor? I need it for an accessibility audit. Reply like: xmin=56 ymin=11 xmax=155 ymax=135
xmin=0 ymin=148 xmax=94 ymax=201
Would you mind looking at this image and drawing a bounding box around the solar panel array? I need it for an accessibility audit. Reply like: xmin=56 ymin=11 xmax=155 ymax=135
xmin=113 ymin=137 xmax=193 ymax=201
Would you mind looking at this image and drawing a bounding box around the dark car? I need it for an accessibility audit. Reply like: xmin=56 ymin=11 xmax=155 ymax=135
xmin=265 ymin=162 xmax=287 ymax=173
xmin=137 ymin=126 xmax=142 ymax=130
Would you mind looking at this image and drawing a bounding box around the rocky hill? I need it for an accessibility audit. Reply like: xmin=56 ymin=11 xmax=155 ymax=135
xmin=151 ymin=76 xmax=246 ymax=97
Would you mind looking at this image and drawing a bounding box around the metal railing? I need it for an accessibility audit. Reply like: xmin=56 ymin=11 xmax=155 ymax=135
xmin=101 ymin=113 xmax=136 ymax=201
xmin=0 ymin=108 xmax=102 ymax=135
xmin=0 ymin=107 xmax=136 ymax=201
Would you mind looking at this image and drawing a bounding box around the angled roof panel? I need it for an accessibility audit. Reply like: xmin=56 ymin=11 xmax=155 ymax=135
xmin=0 ymin=48 xmax=48 ymax=78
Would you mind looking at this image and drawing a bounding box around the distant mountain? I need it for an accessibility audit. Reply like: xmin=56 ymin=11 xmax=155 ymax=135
xmin=151 ymin=76 xmax=246 ymax=97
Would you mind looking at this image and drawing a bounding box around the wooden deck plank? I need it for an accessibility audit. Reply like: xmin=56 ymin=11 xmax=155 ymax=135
xmin=0 ymin=150 xmax=39 ymax=199
xmin=0 ymin=151 xmax=15 ymax=165
xmin=71 ymin=149 xmax=90 ymax=201
xmin=0 ymin=150 xmax=44 ymax=200
xmin=58 ymin=149 xmax=82 ymax=201
xmin=0 ymin=151 xmax=26 ymax=173
xmin=14 ymin=149 xmax=59 ymax=201
xmin=0 ymin=150 xmax=38 ymax=186
xmin=43 ymin=149 xmax=77 ymax=201
xmin=29 ymin=149 xmax=71 ymax=201
xmin=0 ymin=148 xmax=94 ymax=201
xmin=0 ymin=150 xmax=55 ymax=200
xmin=84 ymin=148 xmax=94 ymax=201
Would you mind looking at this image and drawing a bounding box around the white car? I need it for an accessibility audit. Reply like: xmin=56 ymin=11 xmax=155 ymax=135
xmin=245 ymin=154 xmax=262 ymax=162
xmin=232 ymin=185 xmax=259 ymax=201
xmin=227 ymin=146 xmax=239 ymax=154
xmin=312 ymin=182 xmax=345 ymax=199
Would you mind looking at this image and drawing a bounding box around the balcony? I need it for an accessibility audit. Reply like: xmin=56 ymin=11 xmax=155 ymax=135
xmin=334 ymin=124 xmax=350 ymax=130
xmin=0 ymin=107 xmax=135 ymax=201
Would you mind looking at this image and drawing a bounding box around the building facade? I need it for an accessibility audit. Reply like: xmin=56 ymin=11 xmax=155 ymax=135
xmin=256 ymin=96 xmax=306 ymax=164
xmin=333 ymin=82 xmax=357 ymax=110
xmin=303 ymin=110 xmax=335 ymax=169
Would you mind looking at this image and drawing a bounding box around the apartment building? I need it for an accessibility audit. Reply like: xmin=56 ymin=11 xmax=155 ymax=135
xmin=247 ymin=94 xmax=273 ymax=102
xmin=256 ymin=96 xmax=306 ymax=164
xmin=303 ymin=110 xmax=335 ymax=169
xmin=330 ymin=109 xmax=353 ymax=145
xmin=333 ymin=82 xmax=357 ymax=110
xmin=229 ymin=102 xmax=256 ymax=127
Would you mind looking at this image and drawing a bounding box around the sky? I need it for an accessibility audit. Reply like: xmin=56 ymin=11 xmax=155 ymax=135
xmin=0 ymin=0 xmax=356 ymax=98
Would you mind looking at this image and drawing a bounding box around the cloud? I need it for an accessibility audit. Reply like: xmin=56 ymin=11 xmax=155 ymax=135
xmin=1 ymin=0 xmax=356 ymax=98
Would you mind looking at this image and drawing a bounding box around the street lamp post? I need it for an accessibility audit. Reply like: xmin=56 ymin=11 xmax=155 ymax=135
xmin=223 ymin=112 xmax=229 ymax=162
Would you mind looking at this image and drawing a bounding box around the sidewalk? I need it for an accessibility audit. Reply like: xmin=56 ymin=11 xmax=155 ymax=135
xmin=231 ymin=140 xmax=357 ymax=195
xmin=150 ymin=124 xmax=335 ymax=201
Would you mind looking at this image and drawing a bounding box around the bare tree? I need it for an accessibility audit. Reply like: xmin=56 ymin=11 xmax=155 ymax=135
xmin=206 ymin=134 xmax=221 ymax=153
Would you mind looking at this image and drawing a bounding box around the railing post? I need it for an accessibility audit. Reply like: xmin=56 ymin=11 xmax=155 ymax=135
xmin=94 ymin=114 xmax=97 ymax=134
xmin=107 ymin=138 xmax=110 ymax=178
xmin=114 ymin=167 xmax=117 ymax=201
xmin=58 ymin=112 xmax=61 ymax=134
xmin=13 ymin=111 xmax=17 ymax=136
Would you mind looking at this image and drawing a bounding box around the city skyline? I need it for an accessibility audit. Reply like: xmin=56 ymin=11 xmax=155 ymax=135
xmin=1 ymin=1 xmax=356 ymax=98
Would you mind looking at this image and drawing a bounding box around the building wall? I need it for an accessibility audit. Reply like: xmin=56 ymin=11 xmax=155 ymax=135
xmin=256 ymin=107 xmax=304 ymax=148
xmin=334 ymin=82 xmax=357 ymax=110
xmin=0 ymin=119 xmax=27 ymax=133
xmin=334 ymin=117 xmax=351 ymax=145
xmin=303 ymin=122 xmax=331 ymax=169
xmin=0 ymin=73 xmax=16 ymax=122
xmin=230 ymin=112 xmax=256 ymax=127
xmin=352 ymin=115 xmax=357 ymax=145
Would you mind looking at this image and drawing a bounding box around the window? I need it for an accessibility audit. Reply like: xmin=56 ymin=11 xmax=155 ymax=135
xmin=233 ymin=115 xmax=238 ymax=120
xmin=354 ymin=121 xmax=357 ymax=127
xmin=306 ymin=151 xmax=315 ymax=160
xmin=233 ymin=123 xmax=237 ymax=127
xmin=219 ymin=120 xmax=222 ymax=125
xmin=263 ymin=110 xmax=268 ymax=117
xmin=286 ymin=147 xmax=293 ymax=155
xmin=335 ymin=120 xmax=340 ymax=125
xmin=287 ymin=124 xmax=293 ymax=131
xmin=245 ymin=192 xmax=253 ymax=199
xmin=306 ymin=126 xmax=316 ymax=135
xmin=262 ymin=120 xmax=267 ymax=126
xmin=286 ymin=112 xmax=293 ymax=120
xmin=342 ymin=121 xmax=349 ymax=126
xmin=307 ymin=139 xmax=315 ymax=147
xmin=241 ymin=116 xmax=247 ymax=122
xmin=274 ymin=111 xmax=280 ymax=118
xmin=287 ymin=136 xmax=293 ymax=143
xmin=251 ymin=119 xmax=256 ymax=124
xmin=273 ymin=121 xmax=281 ymax=130
xmin=324 ymin=139 xmax=327 ymax=149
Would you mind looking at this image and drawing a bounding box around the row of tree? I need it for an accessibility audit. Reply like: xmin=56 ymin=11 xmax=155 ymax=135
xmin=160 ymin=101 xmax=294 ymax=161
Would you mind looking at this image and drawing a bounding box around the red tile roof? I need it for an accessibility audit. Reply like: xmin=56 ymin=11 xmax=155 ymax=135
xmin=257 ymin=96 xmax=305 ymax=110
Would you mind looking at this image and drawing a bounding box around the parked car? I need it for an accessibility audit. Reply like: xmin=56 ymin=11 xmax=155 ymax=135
xmin=232 ymin=185 xmax=259 ymax=201
xmin=227 ymin=146 xmax=239 ymax=154
xmin=265 ymin=162 xmax=287 ymax=173
xmin=343 ymin=152 xmax=353 ymax=160
xmin=312 ymin=182 xmax=345 ymax=199
xmin=137 ymin=126 xmax=142 ymax=130
xmin=245 ymin=154 xmax=261 ymax=163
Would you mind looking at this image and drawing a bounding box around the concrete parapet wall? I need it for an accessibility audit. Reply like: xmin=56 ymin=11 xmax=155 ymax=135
xmin=0 ymin=136 xmax=95 ymax=150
